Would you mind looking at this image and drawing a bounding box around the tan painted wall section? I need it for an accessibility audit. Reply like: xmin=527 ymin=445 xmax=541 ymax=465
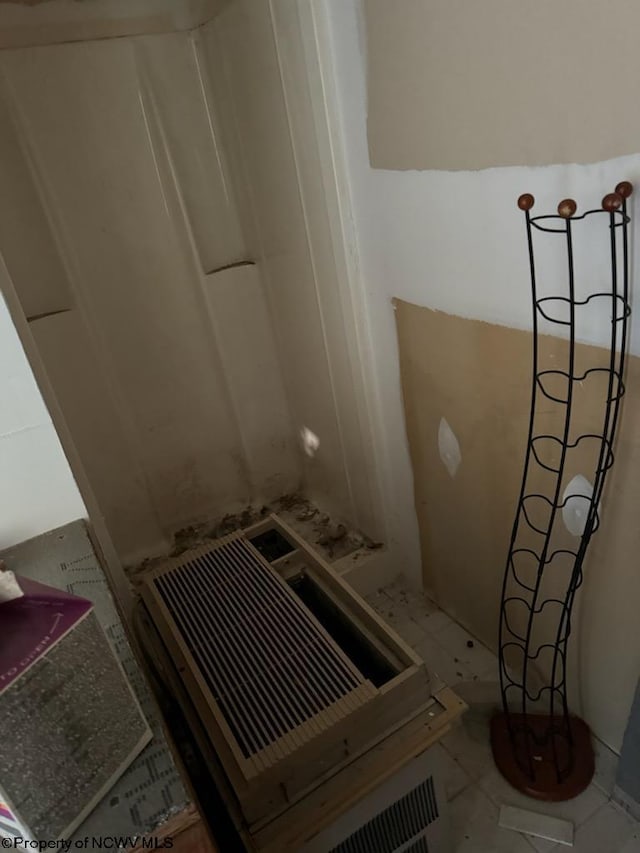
xmin=365 ymin=0 xmax=640 ymax=171
xmin=395 ymin=299 xmax=640 ymax=751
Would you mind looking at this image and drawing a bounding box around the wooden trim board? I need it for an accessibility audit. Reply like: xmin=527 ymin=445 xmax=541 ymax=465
xmin=252 ymin=686 xmax=466 ymax=852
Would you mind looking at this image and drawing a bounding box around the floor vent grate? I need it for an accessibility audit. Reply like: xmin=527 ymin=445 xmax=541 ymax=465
xmin=404 ymin=837 xmax=430 ymax=853
xmin=328 ymin=776 xmax=438 ymax=853
xmin=153 ymin=536 xmax=370 ymax=761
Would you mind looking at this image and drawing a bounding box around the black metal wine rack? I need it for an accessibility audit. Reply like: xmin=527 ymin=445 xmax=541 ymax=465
xmin=496 ymin=182 xmax=632 ymax=794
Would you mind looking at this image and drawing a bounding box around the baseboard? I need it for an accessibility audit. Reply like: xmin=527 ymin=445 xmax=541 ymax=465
xmin=612 ymin=785 xmax=640 ymax=822
xmin=591 ymin=735 xmax=620 ymax=798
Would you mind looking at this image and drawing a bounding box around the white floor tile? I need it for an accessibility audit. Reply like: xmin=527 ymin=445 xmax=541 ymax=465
xmin=547 ymin=801 xmax=637 ymax=852
xmin=392 ymin=591 xmax=440 ymax=620
xmin=592 ymin=737 xmax=619 ymax=798
xmin=375 ymin=602 xmax=428 ymax=646
xmin=380 ymin=575 xmax=413 ymax=598
xmin=435 ymin=620 xmax=499 ymax=679
xmin=382 ymin=578 xmax=437 ymax=616
xmin=480 ymin=767 xmax=607 ymax=825
xmin=413 ymin=633 xmax=474 ymax=688
xmin=479 ymin=769 xmax=607 ymax=852
xmin=405 ymin=594 xmax=439 ymax=623
xmin=433 ymin=742 xmax=473 ymax=801
xmin=362 ymin=582 xmax=640 ymax=852
xmin=620 ymin=828 xmax=640 ymax=852
xmin=454 ymin=678 xmax=502 ymax=712
xmin=450 ymin=784 xmax=536 ymax=852
xmin=363 ymin=588 xmax=392 ymax=614
xmin=499 ymin=805 xmax=574 ymax=847
xmin=474 ymin=659 xmax=501 ymax=682
xmin=442 ymin=715 xmax=494 ymax=781
xmin=419 ymin=608 xmax=456 ymax=635
xmin=366 ymin=584 xmax=436 ymax=650
xmin=520 ymin=826 xmax=565 ymax=851
xmin=396 ymin=616 xmax=430 ymax=647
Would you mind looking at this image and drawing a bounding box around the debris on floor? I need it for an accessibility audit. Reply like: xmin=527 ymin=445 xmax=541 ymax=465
xmin=363 ymin=579 xmax=638 ymax=853
xmin=128 ymin=494 xmax=381 ymax=583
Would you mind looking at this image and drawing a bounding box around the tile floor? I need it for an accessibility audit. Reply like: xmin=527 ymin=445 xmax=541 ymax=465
xmin=364 ymin=578 xmax=640 ymax=853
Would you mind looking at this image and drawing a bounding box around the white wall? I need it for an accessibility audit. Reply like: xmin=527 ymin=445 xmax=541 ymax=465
xmin=197 ymin=0 xmax=387 ymax=540
xmin=0 ymin=2 xmax=387 ymax=567
xmin=0 ymin=31 xmax=302 ymax=564
xmin=0 ymin=292 xmax=85 ymax=549
xmin=325 ymin=0 xmax=640 ymax=753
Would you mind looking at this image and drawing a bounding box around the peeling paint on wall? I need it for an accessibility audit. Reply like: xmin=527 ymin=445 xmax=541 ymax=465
xmin=562 ymin=475 xmax=598 ymax=538
xmin=437 ymin=417 xmax=461 ymax=478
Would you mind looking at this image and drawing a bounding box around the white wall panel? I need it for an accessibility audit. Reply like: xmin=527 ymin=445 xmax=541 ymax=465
xmin=0 ymin=294 xmax=85 ymax=549
xmin=0 ymin=84 xmax=72 ymax=320
xmin=0 ymin=0 xmax=232 ymax=49
xmin=269 ymin=0 xmax=385 ymax=538
xmin=3 ymin=39 xmax=247 ymax=538
xmin=203 ymin=263 xmax=299 ymax=500
xmin=198 ymin=1 xmax=385 ymax=532
xmin=134 ymin=33 xmax=246 ymax=274
xmin=0 ymin=32 xmax=300 ymax=560
xmin=29 ymin=310 xmax=166 ymax=563
xmin=0 ymin=1 xmax=386 ymax=568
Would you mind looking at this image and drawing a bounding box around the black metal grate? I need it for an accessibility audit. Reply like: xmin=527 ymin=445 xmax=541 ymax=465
xmin=154 ymin=536 xmax=365 ymax=759
xmin=404 ymin=839 xmax=430 ymax=853
xmin=329 ymin=776 xmax=438 ymax=853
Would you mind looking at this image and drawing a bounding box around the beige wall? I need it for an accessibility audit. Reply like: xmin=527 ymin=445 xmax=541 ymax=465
xmin=395 ymin=300 xmax=640 ymax=752
xmin=365 ymin=0 xmax=640 ymax=171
